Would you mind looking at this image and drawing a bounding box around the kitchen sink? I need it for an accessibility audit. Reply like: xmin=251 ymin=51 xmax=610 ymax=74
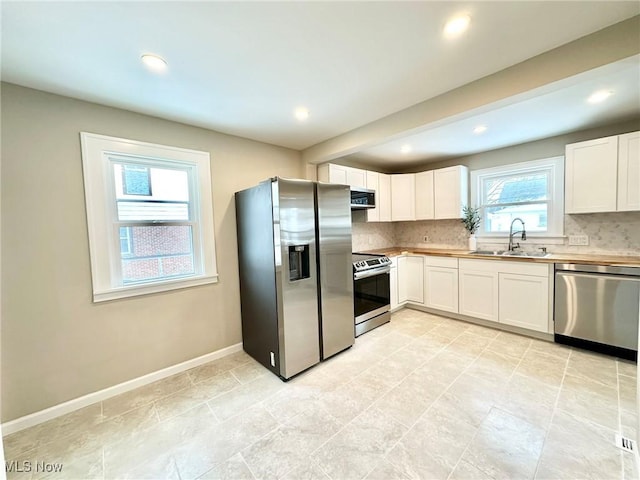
xmin=471 ymin=250 xmax=551 ymax=258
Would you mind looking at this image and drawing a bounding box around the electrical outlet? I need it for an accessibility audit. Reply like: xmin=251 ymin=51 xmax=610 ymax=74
xmin=568 ymin=235 xmax=589 ymax=246
xmin=423 ymin=236 xmax=429 ymax=242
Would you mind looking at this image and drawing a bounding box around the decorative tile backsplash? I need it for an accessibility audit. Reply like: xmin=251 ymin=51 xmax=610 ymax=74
xmin=394 ymin=220 xmax=469 ymax=250
xmin=352 ymin=212 xmax=640 ymax=256
xmin=351 ymin=214 xmax=396 ymax=252
xmin=559 ymin=212 xmax=640 ymax=255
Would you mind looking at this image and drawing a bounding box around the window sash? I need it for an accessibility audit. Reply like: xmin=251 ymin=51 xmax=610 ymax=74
xmin=471 ymin=156 xmax=564 ymax=239
xmin=106 ymin=155 xmax=202 ymax=286
xmin=118 ymin=224 xmax=196 ymax=285
xmin=482 ymin=201 xmax=549 ymax=233
xmin=116 ymin=199 xmax=191 ymax=222
xmin=81 ymin=132 xmax=218 ymax=302
xmin=481 ymin=199 xmax=549 ymax=209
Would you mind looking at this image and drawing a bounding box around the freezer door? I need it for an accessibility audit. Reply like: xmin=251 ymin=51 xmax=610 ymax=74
xmin=316 ymin=182 xmax=355 ymax=359
xmin=274 ymin=179 xmax=321 ymax=378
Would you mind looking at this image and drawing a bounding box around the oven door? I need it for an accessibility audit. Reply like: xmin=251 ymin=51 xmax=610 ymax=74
xmin=354 ymin=268 xmax=391 ymax=324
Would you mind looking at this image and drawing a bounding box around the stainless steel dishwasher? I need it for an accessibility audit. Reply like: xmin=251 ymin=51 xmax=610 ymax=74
xmin=554 ymin=263 xmax=640 ymax=361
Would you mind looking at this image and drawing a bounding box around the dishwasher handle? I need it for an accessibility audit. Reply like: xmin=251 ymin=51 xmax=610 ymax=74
xmin=555 ymin=263 xmax=640 ymax=277
xmin=555 ymin=270 xmax=640 ymax=283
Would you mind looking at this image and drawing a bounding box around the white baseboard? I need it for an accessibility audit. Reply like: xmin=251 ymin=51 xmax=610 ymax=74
xmin=2 ymin=343 xmax=243 ymax=436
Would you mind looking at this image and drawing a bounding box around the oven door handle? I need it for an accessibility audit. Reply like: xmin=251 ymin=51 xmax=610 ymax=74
xmin=354 ymin=267 xmax=391 ymax=280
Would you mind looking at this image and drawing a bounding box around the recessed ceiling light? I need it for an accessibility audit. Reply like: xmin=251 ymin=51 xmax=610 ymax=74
xmin=473 ymin=125 xmax=488 ymax=134
xmin=141 ymin=54 xmax=167 ymax=72
xmin=294 ymin=107 xmax=310 ymax=121
xmin=587 ymin=89 xmax=614 ymax=104
xmin=401 ymin=144 xmax=412 ymax=154
xmin=444 ymin=14 xmax=471 ymax=38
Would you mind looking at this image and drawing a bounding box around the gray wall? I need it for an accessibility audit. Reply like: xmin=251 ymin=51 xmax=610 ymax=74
xmin=1 ymin=83 xmax=303 ymax=421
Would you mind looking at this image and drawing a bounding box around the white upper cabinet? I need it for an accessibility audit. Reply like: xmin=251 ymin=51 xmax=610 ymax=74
xmin=365 ymin=171 xmax=392 ymax=223
xmin=617 ymin=131 xmax=640 ymax=212
xmin=391 ymin=174 xmax=416 ymax=221
xmin=415 ymin=171 xmax=435 ymax=220
xmin=565 ymin=135 xmax=619 ymax=213
xmin=366 ymin=171 xmax=380 ymax=222
xmin=378 ymin=173 xmax=392 ymax=222
xmin=318 ymin=163 xmax=348 ymax=185
xmin=317 ymin=163 xmax=367 ymax=189
xmin=318 ymin=163 xmax=469 ymax=221
xmin=347 ymin=167 xmax=367 ymax=189
xmin=566 ymin=131 xmax=640 ymax=214
xmin=413 ymin=166 xmax=468 ymax=220
xmin=434 ymin=166 xmax=469 ymax=219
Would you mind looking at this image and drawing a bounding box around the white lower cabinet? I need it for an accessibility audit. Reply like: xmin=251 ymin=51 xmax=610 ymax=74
xmin=405 ymin=256 xmax=424 ymax=304
xmin=390 ymin=257 xmax=399 ymax=310
xmin=499 ymin=273 xmax=549 ymax=332
xmin=396 ymin=255 xmax=551 ymax=335
xmin=397 ymin=256 xmax=408 ymax=304
xmin=397 ymin=255 xmax=424 ymax=304
xmin=456 ymin=258 xmax=551 ymax=334
xmin=459 ymin=269 xmax=499 ymax=322
xmin=424 ymin=256 xmax=459 ymax=313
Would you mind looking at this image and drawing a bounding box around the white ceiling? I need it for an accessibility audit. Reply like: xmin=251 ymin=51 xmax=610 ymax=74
xmin=2 ymin=2 xmax=639 ymax=166
xmin=349 ymin=55 xmax=640 ymax=168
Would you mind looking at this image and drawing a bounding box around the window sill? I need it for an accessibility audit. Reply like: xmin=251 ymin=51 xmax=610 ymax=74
xmin=475 ymin=235 xmax=565 ymax=245
xmin=93 ymin=274 xmax=219 ymax=303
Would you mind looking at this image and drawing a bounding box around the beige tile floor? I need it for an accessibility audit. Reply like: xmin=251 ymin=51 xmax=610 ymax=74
xmin=4 ymin=309 xmax=639 ymax=480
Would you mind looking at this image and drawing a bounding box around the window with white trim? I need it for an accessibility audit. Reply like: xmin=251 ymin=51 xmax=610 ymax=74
xmin=471 ymin=156 xmax=565 ymax=239
xmin=81 ymin=133 xmax=218 ymax=302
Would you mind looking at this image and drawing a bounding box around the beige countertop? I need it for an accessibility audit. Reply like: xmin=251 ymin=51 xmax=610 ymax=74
xmin=360 ymin=246 xmax=640 ymax=267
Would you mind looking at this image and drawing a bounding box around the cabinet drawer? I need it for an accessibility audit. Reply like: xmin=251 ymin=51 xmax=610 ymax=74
xmin=459 ymin=258 xmax=500 ymax=273
xmin=498 ymin=261 xmax=549 ymax=277
xmin=425 ymin=256 xmax=458 ymax=268
xmin=460 ymin=258 xmax=548 ymax=277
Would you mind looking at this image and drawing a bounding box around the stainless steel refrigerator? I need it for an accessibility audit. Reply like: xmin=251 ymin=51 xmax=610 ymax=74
xmin=235 ymin=177 xmax=354 ymax=379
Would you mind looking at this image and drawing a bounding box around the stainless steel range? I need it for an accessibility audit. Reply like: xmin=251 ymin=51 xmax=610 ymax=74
xmin=352 ymin=253 xmax=391 ymax=336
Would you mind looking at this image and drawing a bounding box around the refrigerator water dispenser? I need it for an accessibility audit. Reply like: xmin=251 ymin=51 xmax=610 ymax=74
xmin=288 ymin=244 xmax=310 ymax=281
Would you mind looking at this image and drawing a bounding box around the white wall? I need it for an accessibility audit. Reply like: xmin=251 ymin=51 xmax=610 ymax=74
xmin=0 ymin=83 xmax=304 ymax=422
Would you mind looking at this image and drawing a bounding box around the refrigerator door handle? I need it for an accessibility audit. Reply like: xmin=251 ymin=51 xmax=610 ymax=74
xmin=354 ymin=267 xmax=391 ymax=280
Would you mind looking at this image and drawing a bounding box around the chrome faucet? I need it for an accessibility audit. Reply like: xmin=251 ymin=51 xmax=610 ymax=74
xmin=508 ymin=217 xmax=527 ymax=251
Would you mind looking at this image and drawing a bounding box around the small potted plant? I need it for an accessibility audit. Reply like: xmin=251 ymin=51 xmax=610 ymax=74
xmin=461 ymin=205 xmax=481 ymax=251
